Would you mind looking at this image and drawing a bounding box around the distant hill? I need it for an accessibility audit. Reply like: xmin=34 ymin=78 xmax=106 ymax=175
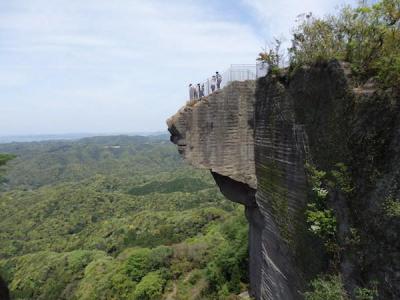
xmin=0 ymin=135 xmax=248 ymax=300
xmin=0 ymin=131 xmax=168 ymax=144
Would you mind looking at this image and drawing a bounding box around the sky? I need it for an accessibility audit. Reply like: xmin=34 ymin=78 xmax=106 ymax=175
xmin=0 ymin=0 xmax=358 ymax=136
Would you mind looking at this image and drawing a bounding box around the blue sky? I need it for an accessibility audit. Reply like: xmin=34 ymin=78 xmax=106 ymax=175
xmin=0 ymin=0 xmax=357 ymax=136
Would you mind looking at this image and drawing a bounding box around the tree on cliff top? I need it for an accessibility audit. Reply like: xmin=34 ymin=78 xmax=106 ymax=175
xmin=289 ymin=0 xmax=400 ymax=87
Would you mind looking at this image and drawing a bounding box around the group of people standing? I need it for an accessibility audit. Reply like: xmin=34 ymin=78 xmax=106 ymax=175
xmin=189 ymin=71 xmax=222 ymax=100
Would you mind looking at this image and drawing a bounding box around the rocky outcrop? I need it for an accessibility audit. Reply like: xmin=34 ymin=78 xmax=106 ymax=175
xmin=168 ymin=60 xmax=400 ymax=299
xmin=167 ymin=81 xmax=257 ymax=190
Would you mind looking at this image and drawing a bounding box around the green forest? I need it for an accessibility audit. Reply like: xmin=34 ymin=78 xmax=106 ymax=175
xmin=0 ymin=135 xmax=248 ymax=300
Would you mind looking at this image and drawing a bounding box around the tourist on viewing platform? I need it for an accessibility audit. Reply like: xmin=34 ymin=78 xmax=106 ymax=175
xmin=216 ymin=71 xmax=222 ymax=89
xmin=193 ymin=84 xmax=199 ymax=99
xmin=189 ymin=83 xmax=195 ymax=100
xmin=200 ymin=83 xmax=205 ymax=98
xmin=210 ymin=75 xmax=216 ymax=92
xmin=198 ymin=83 xmax=203 ymax=98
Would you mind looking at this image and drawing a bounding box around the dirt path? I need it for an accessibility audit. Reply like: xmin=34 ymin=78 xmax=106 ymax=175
xmin=165 ymin=283 xmax=177 ymax=300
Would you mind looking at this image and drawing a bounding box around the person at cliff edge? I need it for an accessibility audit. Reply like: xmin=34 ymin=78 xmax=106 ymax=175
xmin=198 ymin=83 xmax=203 ymax=98
xmin=210 ymin=76 xmax=216 ymax=92
xmin=189 ymin=83 xmax=195 ymax=100
xmin=193 ymin=84 xmax=198 ymax=99
xmin=216 ymin=71 xmax=222 ymax=89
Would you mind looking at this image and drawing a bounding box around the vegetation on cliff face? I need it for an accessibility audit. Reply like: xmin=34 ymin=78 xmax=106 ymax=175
xmin=304 ymin=163 xmax=338 ymax=255
xmin=282 ymin=1 xmax=400 ymax=298
xmin=0 ymin=136 xmax=248 ymax=299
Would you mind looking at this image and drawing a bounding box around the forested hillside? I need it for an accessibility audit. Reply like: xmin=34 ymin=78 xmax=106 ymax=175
xmin=0 ymin=135 xmax=248 ymax=300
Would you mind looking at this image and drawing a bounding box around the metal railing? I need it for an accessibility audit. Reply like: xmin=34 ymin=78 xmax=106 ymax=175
xmin=188 ymin=63 xmax=269 ymax=101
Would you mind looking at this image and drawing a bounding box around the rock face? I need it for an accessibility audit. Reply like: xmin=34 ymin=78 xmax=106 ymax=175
xmin=167 ymin=80 xmax=257 ymax=190
xmin=167 ymin=60 xmax=400 ymax=299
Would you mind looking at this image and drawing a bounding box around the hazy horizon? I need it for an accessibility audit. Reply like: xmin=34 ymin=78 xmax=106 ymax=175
xmin=0 ymin=130 xmax=169 ymax=144
xmin=1 ymin=0 xmax=357 ymax=136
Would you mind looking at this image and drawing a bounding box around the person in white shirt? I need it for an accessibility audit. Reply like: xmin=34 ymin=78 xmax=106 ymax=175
xmin=210 ymin=76 xmax=217 ymax=92
xmin=189 ymin=84 xmax=195 ymax=100
xmin=193 ymin=84 xmax=199 ymax=99
xmin=216 ymin=71 xmax=222 ymax=89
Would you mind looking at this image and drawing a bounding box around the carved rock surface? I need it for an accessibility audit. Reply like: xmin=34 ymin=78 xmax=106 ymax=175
xmin=167 ymin=81 xmax=257 ymax=190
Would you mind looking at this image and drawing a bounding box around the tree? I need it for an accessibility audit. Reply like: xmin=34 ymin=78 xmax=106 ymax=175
xmin=289 ymin=0 xmax=400 ymax=87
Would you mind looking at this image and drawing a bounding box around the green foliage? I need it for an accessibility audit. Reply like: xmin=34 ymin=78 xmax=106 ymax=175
xmin=0 ymin=250 xmax=106 ymax=300
xmin=305 ymin=163 xmax=337 ymax=247
xmin=0 ymin=153 xmax=15 ymax=184
xmin=188 ymin=269 xmax=203 ymax=285
xmin=305 ymin=163 xmax=327 ymax=190
xmin=383 ymin=196 xmax=400 ymax=217
xmin=306 ymin=204 xmax=337 ymax=240
xmin=0 ymin=154 xmax=15 ymax=167
xmin=74 ymin=255 xmax=136 ymax=300
xmin=0 ymin=135 xmax=184 ymax=189
xmin=128 ymin=177 xmax=213 ymax=195
xmin=305 ymin=276 xmax=379 ymax=300
xmin=257 ymin=39 xmax=283 ymax=73
xmin=355 ymin=284 xmax=379 ymax=300
xmin=0 ymin=136 xmax=248 ymax=299
xmin=205 ymin=214 xmax=248 ymax=295
xmin=133 ymin=272 xmax=166 ymax=300
xmin=125 ymin=248 xmax=153 ymax=281
xmin=289 ymin=0 xmax=400 ymax=87
xmin=124 ymin=246 xmax=172 ymax=282
xmin=330 ymin=163 xmax=354 ymax=194
xmin=304 ymin=275 xmax=348 ymax=300
xmin=148 ymin=246 xmax=173 ymax=270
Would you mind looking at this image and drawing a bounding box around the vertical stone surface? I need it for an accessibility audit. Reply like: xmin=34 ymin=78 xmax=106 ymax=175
xmin=255 ymin=78 xmax=307 ymax=299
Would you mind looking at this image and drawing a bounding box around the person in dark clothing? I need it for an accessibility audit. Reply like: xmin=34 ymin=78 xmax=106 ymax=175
xmin=198 ymin=83 xmax=204 ymax=98
xmin=216 ymin=71 xmax=222 ymax=89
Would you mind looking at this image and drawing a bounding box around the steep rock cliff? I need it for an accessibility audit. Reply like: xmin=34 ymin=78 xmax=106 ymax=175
xmin=167 ymin=60 xmax=399 ymax=299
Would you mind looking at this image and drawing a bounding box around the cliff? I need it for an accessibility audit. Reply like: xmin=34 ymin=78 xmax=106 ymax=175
xmin=167 ymin=80 xmax=257 ymax=191
xmin=167 ymin=60 xmax=400 ymax=299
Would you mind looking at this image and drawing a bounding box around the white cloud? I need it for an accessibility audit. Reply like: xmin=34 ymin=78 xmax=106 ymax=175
xmin=241 ymin=0 xmax=357 ymax=46
xmin=0 ymin=0 xmax=357 ymax=135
